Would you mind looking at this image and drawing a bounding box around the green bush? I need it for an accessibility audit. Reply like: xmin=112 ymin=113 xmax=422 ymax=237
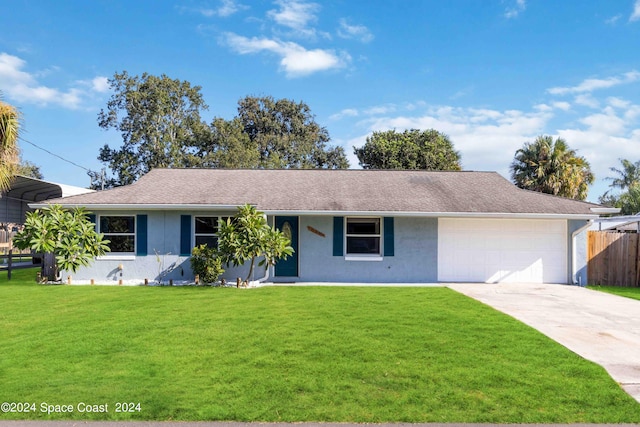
xmin=190 ymin=244 xmax=224 ymax=284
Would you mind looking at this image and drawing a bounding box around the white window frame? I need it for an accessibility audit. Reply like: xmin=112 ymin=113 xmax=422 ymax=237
xmin=193 ymin=216 xmax=231 ymax=248
xmin=344 ymin=216 xmax=383 ymax=261
xmin=97 ymin=214 xmax=136 ymax=257
xmin=194 ymin=216 xmax=219 ymax=248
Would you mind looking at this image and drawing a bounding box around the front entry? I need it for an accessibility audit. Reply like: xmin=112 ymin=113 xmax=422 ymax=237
xmin=275 ymin=216 xmax=299 ymax=277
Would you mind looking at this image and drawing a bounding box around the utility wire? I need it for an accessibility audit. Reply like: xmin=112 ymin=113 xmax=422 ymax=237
xmin=18 ymin=136 xmax=93 ymax=173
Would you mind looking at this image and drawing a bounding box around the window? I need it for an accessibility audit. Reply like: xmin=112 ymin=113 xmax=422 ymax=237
xmin=346 ymin=217 xmax=381 ymax=255
xmin=194 ymin=216 xmax=219 ymax=248
xmin=194 ymin=216 xmax=231 ymax=248
xmin=100 ymin=216 xmax=135 ymax=253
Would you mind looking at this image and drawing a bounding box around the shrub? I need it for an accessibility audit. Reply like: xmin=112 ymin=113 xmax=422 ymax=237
xmin=190 ymin=244 xmax=224 ymax=284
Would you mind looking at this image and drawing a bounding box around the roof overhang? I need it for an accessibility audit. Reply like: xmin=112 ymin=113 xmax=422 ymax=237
xmin=28 ymin=203 xmax=245 ymax=211
xmin=262 ymin=211 xmax=600 ymax=220
xmin=590 ymin=207 xmax=621 ymax=214
xmin=28 ymin=202 xmax=600 ymax=220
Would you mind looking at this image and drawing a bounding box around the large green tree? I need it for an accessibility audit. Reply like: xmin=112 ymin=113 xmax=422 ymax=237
xmin=0 ymin=97 xmax=20 ymax=191
xmin=190 ymin=117 xmax=259 ymax=169
xmin=510 ymin=135 xmax=594 ymax=200
xmin=97 ymin=71 xmax=210 ymax=187
xmin=236 ymin=96 xmax=349 ymax=169
xmin=354 ymin=129 xmax=462 ymax=170
xmin=17 ymin=156 xmax=43 ymax=179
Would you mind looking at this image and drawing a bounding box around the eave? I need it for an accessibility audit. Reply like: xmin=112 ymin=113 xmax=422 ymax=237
xmin=29 ymin=202 xmax=601 ymax=220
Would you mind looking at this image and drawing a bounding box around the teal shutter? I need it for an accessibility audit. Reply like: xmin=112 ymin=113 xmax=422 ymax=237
xmin=333 ymin=216 xmax=343 ymax=256
xmin=180 ymin=215 xmax=192 ymax=256
xmin=136 ymin=215 xmax=148 ymax=256
xmin=383 ymin=217 xmax=394 ymax=256
xmin=87 ymin=214 xmax=96 ymax=231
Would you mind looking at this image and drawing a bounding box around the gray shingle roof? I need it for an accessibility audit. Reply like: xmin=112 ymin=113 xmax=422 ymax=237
xmin=41 ymin=168 xmax=603 ymax=216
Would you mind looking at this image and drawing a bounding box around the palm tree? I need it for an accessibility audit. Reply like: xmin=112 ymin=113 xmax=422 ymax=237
xmin=616 ymin=184 xmax=640 ymax=215
xmin=510 ymin=135 xmax=594 ymax=200
xmin=0 ymin=96 xmax=20 ymax=192
xmin=606 ymin=158 xmax=640 ymax=191
xmin=599 ymin=159 xmax=640 ymax=213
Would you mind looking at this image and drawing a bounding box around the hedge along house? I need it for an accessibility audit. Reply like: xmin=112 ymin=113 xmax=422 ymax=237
xmin=35 ymin=168 xmax=614 ymax=285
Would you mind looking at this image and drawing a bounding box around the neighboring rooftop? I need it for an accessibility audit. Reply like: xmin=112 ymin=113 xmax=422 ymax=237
xmin=39 ymin=168 xmax=604 ymax=217
xmin=2 ymin=175 xmax=95 ymax=224
xmin=7 ymin=175 xmax=94 ymax=201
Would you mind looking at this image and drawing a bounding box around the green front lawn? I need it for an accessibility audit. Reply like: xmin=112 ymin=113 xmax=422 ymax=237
xmin=1 ymin=269 xmax=639 ymax=423
xmin=588 ymin=285 xmax=640 ymax=300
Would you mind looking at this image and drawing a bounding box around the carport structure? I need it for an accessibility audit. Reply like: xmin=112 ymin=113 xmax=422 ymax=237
xmin=0 ymin=175 xmax=93 ymax=225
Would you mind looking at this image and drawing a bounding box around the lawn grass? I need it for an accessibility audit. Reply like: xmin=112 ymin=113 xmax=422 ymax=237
xmin=588 ymin=285 xmax=640 ymax=301
xmin=1 ymin=269 xmax=640 ymax=423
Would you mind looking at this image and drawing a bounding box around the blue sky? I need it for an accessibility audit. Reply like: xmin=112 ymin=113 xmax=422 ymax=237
xmin=1 ymin=0 xmax=640 ymax=201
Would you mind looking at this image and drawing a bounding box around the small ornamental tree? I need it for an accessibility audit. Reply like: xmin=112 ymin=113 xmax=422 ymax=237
xmin=13 ymin=205 xmax=110 ymax=281
xmin=216 ymin=204 xmax=293 ymax=283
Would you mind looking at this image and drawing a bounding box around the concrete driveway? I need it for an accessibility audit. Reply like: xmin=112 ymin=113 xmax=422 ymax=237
xmin=448 ymin=282 xmax=640 ymax=403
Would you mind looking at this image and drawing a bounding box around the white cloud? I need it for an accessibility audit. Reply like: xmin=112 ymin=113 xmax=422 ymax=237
xmin=606 ymin=14 xmax=622 ymax=25
xmin=267 ymin=0 xmax=319 ymax=37
xmin=216 ymin=0 xmax=247 ymax=17
xmin=535 ymin=101 xmax=570 ymax=111
xmin=339 ymin=92 xmax=640 ymax=200
xmin=548 ymin=71 xmax=640 ymax=95
xmin=91 ymin=76 xmax=110 ymax=93
xmin=580 ymin=111 xmax=627 ymax=135
xmin=558 ymin=128 xmax=640 ymax=196
xmin=222 ymin=32 xmax=349 ymax=77
xmin=346 ymin=104 xmax=550 ymax=176
xmin=607 ymin=96 xmax=631 ymax=109
xmin=364 ymin=104 xmax=397 ymax=115
xmin=631 ymin=0 xmax=640 ymax=21
xmin=505 ymin=0 xmax=526 ymax=19
xmin=329 ymin=108 xmax=358 ymax=120
xmin=404 ymin=101 xmax=427 ymax=111
xmin=552 ymin=101 xmax=571 ymax=111
xmin=0 ymin=53 xmax=105 ymax=109
xmin=337 ymin=19 xmax=374 ymax=43
xmin=185 ymin=1 xmax=247 ymax=18
xmin=574 ymin=94 xmax=599 ymax=108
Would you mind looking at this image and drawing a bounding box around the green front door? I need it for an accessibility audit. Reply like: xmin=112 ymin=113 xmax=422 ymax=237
xmin=275 ymin=216 xmax=299 ymax=277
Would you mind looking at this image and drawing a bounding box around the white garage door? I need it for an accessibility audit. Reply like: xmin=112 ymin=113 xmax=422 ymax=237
xmin=438 ymin=218 xmax=567 ymax=283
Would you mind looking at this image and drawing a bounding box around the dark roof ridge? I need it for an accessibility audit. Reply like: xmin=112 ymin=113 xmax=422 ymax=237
xmin=147 ymin=167 xmax=496 ymax=173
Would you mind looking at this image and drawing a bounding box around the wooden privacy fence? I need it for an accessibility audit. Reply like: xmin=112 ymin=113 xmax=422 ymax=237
xmin=588 ymin=231 xmax=640 ymax=287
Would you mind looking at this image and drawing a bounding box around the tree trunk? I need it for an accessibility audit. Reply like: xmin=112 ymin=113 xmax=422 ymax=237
xmin=42 ymin=253 xmax=59 ymax=282
xmin=244 ymin=256 xmax=256 ymax=283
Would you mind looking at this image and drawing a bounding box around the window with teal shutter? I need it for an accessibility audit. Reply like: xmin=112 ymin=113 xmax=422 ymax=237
xmin=180 ymin=215 xmax=192 ymax=256
xmin=136 ymin=215 xmax=147 ymax=256
xmin=333 ymin=216 xmax=344 ymax=256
